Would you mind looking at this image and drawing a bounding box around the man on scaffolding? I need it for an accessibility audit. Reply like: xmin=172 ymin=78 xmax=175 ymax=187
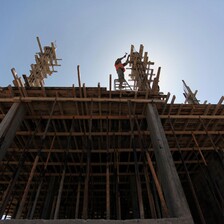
xmin=114 ymin=53 xmax=130 ymax=88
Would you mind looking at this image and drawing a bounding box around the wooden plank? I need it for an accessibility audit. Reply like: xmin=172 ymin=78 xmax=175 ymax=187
xmin=36 ymin=37 xmax=43 ymax=54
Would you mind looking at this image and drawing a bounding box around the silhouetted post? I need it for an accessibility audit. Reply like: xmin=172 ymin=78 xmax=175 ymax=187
xmin=146 ymin=103 xmax=192 ymax=220
xmin=0 ymin=103 xmax=25 ymax=161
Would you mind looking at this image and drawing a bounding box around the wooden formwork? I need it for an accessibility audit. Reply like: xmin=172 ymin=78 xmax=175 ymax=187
xmin=0 ymin=85 xmax=223 ymax=220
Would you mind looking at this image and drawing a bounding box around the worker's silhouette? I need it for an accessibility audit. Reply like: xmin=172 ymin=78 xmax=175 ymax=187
xmin=115 ymin=53 xmax=130 ymax=88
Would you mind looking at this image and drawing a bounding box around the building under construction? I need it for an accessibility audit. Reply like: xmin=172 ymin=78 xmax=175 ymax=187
xmin=0 ymin=38 xmax=224 ymax=224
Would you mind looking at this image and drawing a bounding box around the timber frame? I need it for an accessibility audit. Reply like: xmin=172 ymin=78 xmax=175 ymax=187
xmin=0 ymin=85 xmax=223 ymax=221
xmin=0 ymin=43 xmax=224 ymax=223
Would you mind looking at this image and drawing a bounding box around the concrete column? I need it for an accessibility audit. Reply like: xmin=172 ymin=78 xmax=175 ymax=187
xmin=0 ymin=103 xmax=25 ymax=161
xmin=146 ymin=104 xmax=192 ymax=219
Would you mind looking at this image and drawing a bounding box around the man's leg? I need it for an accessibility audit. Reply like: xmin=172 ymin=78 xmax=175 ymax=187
xmin=117 ymin=70 xmax=124 ymax=88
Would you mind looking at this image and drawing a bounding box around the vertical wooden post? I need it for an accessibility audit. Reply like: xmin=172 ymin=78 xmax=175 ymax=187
xmin=50 ymin=196 xmax=57 ymax=219
xmin=130 ymin=176 xmax=139 ymax=218
xmin=143 ymin=166 xmax=157 ymax=218
xmin=26 ymin=183 xmax=38 ymax=219
xmin=128 ymin=101 xmax=144 ymax=219
xmin=41 ymin=176 xmax=56 ymax=219
xmin=29 ymin=135 xmax=56 ymax=219
xmin=75 ymin=180 xmax=81 ymax=219
xmin=12 ymin=198 xmax=20 ymax=219
xmin=146 ymin=104 xmax=192 ymax=219
xmin=115 ymin=150 xmax=121 ymax=220
xmin=0 ymin=157 xmax=24 ymax=218
xmin=169 ymin=119 xmax=206 ymax=224
xmin=0 ymin=118 xmax=42 ymax=218
xmin=54 ymin=166 xmax=66 ymax=219
xmin=82 ymin=151 xmax=90 ymax=219
xmin=29 ymin=179 xmax=43 ymax=219
xmin=77 ymin=65 xmax=82 ymax=98
xmin=132 ymin=141 xmax=144 ymax=219
xmin=15 ymin=154 xmax=40 ymax=218
xmin=151 ymin=179 xmax=162 ymax=218
xmin=106 ymin=162 xmax=110 ymax=219
xmin=145 ymin=151 xmax=168 ymax=217
xmin=116 ymin=176 xmax=121 ymax=219
xmin=15 ymin=101 xmax=56 ymax=219
xmin=3 ymin=192 xmax=15 ymax=220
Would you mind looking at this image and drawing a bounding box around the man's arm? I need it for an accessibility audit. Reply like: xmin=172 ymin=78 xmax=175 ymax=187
xmin=117 ymin=53 xmax=127 ymax=61
xmin=123 ymin=55 xmax=130 ymax=66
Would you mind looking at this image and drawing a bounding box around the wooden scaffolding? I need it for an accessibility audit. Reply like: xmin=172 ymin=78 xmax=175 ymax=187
xmin=0 ymin=42 xmax=224 ymax=223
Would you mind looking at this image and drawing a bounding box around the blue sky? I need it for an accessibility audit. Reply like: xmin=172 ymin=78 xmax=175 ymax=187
xmin=0 ymin=0 xmax=223 ymax=103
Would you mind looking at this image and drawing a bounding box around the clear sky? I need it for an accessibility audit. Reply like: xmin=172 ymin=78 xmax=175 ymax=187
xmin=0 ymin=0 xmax=223 ymax=103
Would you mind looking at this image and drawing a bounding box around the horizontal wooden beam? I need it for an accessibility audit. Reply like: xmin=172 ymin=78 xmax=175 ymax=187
xmin=15 ymin=130 xmax=224 ymax=136
xmin=0 ymin=97 xmax=164 ymax=103
xmin=0 ymin=171 xmax=196 ymax=185
xmin=6 ymin=146 xmax=217 ymax=153
xmin=0 ymin=160 xmax=204 ymax=166
xmin=1 ymin=114 xmax=223 ymax=120
xmin=24 ymin=115 xmax=145 ymax=120
xmin=160 ymin=115 xmax=224 ymax=119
